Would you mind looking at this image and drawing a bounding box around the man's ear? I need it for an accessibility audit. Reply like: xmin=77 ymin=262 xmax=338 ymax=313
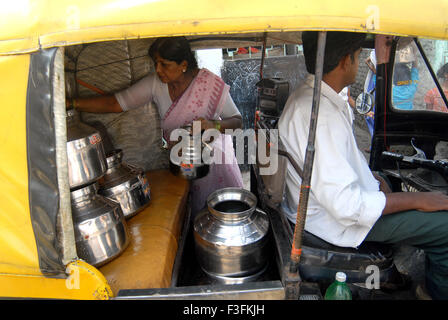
xmin=340 ymin=54 xmax=351 ymax=71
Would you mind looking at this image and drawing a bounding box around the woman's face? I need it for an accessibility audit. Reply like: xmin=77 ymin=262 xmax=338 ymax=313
xmin=153 ymin=53 xmax=187 ymax=84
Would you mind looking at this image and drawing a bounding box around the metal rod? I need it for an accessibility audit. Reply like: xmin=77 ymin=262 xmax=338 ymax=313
xmin=260 ymin=32 xmax=268 ymax=79
xmin=289 ymin=31 xmax=327 ymax=273
xmin=278 ymin=149 xmax=303 ymax=179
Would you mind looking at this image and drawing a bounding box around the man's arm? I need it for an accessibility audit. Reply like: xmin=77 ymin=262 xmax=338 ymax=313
xmin=372 ymin=172 xmax=392 ymax=193
xmin=383 ymin=191 xmax=448 ymax=215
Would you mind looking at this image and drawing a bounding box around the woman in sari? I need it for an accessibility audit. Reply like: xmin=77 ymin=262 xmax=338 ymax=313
xmin=70 ymin=37 xmax=244 ymax=213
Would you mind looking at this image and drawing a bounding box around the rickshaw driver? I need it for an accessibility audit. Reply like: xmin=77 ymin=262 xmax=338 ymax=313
xmin=279 ymin=31 xmax=448 ymax=300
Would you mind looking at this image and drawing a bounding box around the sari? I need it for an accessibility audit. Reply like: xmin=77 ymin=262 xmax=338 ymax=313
xmin=161 ymin=68 xmax=244 ymax=213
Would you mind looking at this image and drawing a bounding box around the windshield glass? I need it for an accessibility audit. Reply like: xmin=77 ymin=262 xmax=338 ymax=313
xmin=391 ymin=37 xmax=448 ymax=113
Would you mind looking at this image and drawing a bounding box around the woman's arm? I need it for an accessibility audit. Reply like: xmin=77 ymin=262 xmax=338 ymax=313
xmin=68 ymin=95 xmax=123 ymax=113
xmin=68 ymin=74 xmax=156 ymax=113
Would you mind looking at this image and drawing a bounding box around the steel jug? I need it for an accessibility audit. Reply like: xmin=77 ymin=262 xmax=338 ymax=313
xmin=169 ymin=124 xmax=213 ymax=180
xmin=66 ymin=108 xmax=107 ymax=189
xmin=71 ymin=182 xmax=129 ymax=267
xmin=193 ymin=188 xmax=270 ymax=283
xmin=98 ymin=149 xmax=151 ymax=219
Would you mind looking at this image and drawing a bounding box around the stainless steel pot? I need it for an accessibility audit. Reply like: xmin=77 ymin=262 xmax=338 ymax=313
xmin=169 ymin=124 xmax=212 ymax=180
xmin=66 ymin=108 xmax=107 ymax=189
xmin=71 ymin=182 xmax=129 ymax=267
xmin=193 ymin=188 xmax=270 ymax=283
xmin=98 ymin=149 xmax=151 ymax=219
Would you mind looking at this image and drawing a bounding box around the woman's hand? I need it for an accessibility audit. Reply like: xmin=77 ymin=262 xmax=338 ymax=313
xmin=197 ymin=117 xmax=216 ymax=131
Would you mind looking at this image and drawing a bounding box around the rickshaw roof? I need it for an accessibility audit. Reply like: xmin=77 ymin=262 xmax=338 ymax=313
xmin=0 ymin=0 xmax=447 ymax=55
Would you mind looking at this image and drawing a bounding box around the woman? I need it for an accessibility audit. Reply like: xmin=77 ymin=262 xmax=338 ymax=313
xmin=424 ymin=63 xmax=448 ymax=113
xmin=70 ymin=37 xmax=244 ymax=213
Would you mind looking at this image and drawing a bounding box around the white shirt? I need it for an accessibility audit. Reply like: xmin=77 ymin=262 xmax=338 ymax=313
xmin=338 ymin=86 xmax=354 ymax=125
xmin=278 ymin=75 xmax=386 ymax=248
xmin=115 ymin=72 xmax=241 ymax=120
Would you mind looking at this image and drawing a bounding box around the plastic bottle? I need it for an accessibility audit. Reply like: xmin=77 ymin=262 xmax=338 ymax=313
xmin=324 ymin=272 xmax=352 ymax=300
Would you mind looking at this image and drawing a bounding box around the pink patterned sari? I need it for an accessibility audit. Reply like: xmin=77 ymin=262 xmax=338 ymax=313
xmin=162 ymin=68 xmax=244 ymax=213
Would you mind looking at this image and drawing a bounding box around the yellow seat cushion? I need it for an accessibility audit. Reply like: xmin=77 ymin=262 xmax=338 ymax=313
xmin=99 ymin=169 xmax=189 ymax=295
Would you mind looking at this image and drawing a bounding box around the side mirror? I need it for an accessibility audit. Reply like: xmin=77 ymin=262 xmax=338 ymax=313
xmin=355 ymin=93 xmax=374 ymax=115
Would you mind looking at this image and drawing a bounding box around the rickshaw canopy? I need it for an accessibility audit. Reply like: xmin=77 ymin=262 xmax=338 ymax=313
xmin=0 ymin=0 xmax=447 ymax=55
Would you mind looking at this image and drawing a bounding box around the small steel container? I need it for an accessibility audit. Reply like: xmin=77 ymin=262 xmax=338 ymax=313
xmin=98 ymin=149 xmax=151 ymax=219
xmin=169 ymin=124 xmax=212 ymax=180
xmin=66 ymin=109 xmax=107 ymax=189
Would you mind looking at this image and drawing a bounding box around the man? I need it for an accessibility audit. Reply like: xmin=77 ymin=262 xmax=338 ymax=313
xmin=278 ymin=31 xmax=448 ymax=300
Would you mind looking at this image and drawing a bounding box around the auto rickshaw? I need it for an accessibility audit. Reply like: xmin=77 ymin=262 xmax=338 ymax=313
xmin=0 ymin=0 xmax=447 ymax=300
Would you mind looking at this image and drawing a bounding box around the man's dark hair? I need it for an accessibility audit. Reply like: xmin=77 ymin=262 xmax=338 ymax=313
xmin=437 ymin=63 xmax=448 ymax=80
xmin=302 ymin=31 xmax=366 ymax=75
xmin=148 ymin=36 xmax=198 ymax=71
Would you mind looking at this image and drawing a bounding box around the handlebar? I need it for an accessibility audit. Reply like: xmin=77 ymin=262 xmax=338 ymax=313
xmin=381 ymin=151 xmax=448 ymax=179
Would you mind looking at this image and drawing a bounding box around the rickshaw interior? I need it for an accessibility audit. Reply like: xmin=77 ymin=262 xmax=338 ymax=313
xmin=57 ymin=30 xmax=448 ymax=300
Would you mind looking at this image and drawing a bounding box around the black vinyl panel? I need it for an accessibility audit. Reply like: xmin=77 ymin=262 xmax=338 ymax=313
xmin=26 ymin=48 xmax=65 ymax=276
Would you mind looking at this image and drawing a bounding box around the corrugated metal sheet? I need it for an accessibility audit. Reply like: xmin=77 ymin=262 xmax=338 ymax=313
xmin=65 ymin=39 xmax=169 ymax=172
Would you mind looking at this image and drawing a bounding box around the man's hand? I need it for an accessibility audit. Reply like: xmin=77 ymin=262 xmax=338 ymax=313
xmin=383 ymin=191 xmax=448 ymax=215
xmin=414 ymin=192 xmax=448 ymax=212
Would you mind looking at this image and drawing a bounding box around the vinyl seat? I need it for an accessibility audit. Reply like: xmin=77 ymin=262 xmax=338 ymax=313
xmin=299 ymin=230 xmax=401 ymax=284
xmin=98 ymin=170 xmax=189 ymax=296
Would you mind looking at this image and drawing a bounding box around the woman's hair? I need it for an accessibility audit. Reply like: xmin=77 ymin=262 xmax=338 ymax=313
xmin=436 ymin=63 xmax=448 ymax=80
xmin=393 ymin=63 xmax=412 ymax=85
xmin=148 ymin=36 xmax=198 ymax=71
xmin=302 ymin=31 xmax=366 ymax=75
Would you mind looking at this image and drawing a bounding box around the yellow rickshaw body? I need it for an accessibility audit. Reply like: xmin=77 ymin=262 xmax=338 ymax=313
xmin=0 ymin=0 xmax=446 ymax=299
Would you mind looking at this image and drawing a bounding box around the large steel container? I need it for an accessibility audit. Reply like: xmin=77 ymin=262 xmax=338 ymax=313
xmin=98 ymin=149 xmax=151 ymax=219
xmin=71 ymin=182 xmax=129 ymax=267
xmin=66 ymin=108 xmax=107 ymax=189
xmin=193 ymin=188 xmax=270 ymax=283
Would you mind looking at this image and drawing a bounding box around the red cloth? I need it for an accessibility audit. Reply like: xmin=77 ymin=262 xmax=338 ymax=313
xmin=424 ymin=87 xmax=448 ymax=112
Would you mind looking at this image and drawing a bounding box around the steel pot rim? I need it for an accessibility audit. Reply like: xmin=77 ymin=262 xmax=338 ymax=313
xmin=105 ymin=149 xmax=123 ymax=169
xmin=71 ymin=182 xmax=99 ymax=202
xmin=207 ymin=187 xmax=257 ymax=222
